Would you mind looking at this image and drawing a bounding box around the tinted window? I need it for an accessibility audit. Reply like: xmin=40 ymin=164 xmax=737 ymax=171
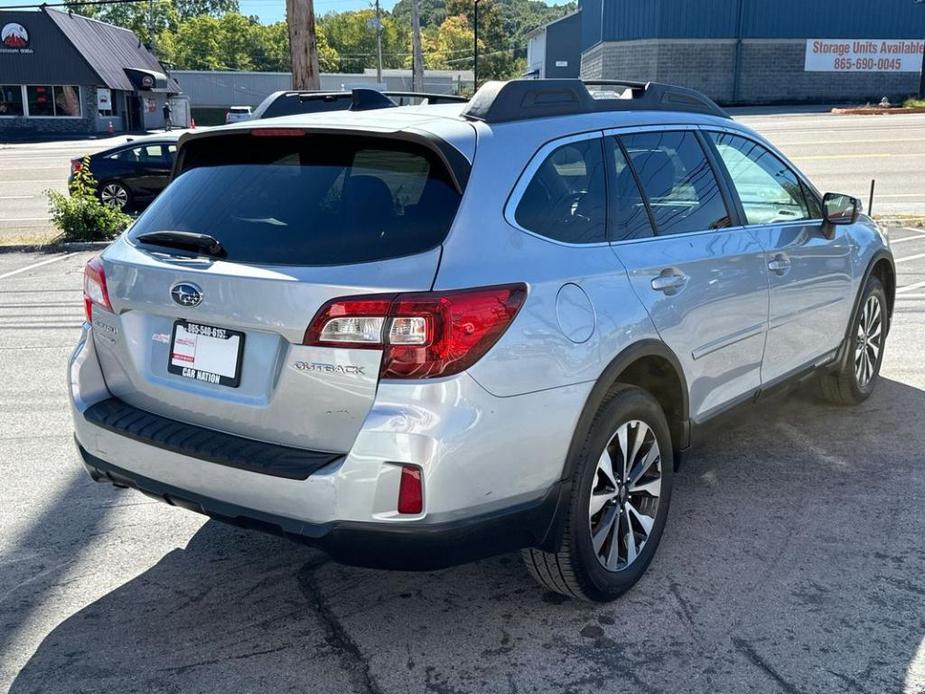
xmin=620 ymin=131 xmax=731 ymax=235
xmin=709 ymin=132 xmax=810 ymax=225
xmin=256 ymin=93 xmax=353 ymax=119
xmin=514 ymin=138 xmax=607 ymax=244
xmin=0 ymin=85 xmax=23 ymax=116
xmin=607 ymin=139 xmax=654 ymax=241
xmin=129 ymin=134 xmax=461 ymax=266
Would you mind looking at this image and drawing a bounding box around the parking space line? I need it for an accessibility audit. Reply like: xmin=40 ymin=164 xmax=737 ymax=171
xmin=896 ymin=294 xmax=925 ymax=300
xmin=0 ymin=254 xmax=75 ymax=281
xmin=903 ymin=227 xmax=925 ymax=234
xmin=890 ymin=236 xmax=925 ymax=245
xmin=897 ymin=279 xmax=925 ymax=294
xmin=894 ymin=252 xmax=925 ymax=264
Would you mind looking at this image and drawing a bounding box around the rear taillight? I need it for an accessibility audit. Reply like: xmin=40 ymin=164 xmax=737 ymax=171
xmin=304 ymin=283 xmax=527 ymax=379
xmin=83 ymin=256 xmax=112 ymax=322
xmin=70 ymin=158 xmax=82 ymax=175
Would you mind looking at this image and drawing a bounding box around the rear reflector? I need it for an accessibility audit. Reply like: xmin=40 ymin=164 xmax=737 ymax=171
xmin=83 ymin=256 xmax=112 ymax=322
xmin=397 ymin=465 xmax=423 ymax=514
xmin=303 ymin=284 xmax=527 ymax=379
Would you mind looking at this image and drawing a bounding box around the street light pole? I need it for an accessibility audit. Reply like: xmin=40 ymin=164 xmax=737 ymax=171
xmin=473 ymin=0 xmax=481 ymax=89
xmin=374 ymin=0 xmax=383 ymax=85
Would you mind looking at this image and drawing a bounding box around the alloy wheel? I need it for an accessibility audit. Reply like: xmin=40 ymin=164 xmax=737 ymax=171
xmin=588 ymin=419 xmax=662 ymax=572
xmin=100 ymin=183 xmax=128 ymax=209
xmin=855 ymin=295 xmax=883 ymax=388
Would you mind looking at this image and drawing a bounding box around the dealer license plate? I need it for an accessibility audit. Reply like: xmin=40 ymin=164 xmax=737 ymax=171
xmin=168 ymin=320 xmax=245 ymax=388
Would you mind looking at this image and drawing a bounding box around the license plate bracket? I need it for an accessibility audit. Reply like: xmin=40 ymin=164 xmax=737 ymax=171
xmin=168 ymin=320 xmax=245 ymax=388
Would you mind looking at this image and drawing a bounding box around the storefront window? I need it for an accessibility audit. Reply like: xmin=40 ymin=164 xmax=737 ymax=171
xmin=54 ymin=86 xmax=81 ymax=116
xmin=27 ymin=85 xmax=54 ymax=116
xmin=0 ymin=85 xmax=24 ymax=116
xmin=24 ymin=85 xmax=82 ymax=117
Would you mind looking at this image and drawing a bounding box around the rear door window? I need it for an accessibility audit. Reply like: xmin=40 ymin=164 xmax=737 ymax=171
xmin=619 ymin=131 xmax=732 ymax=235
xmin=513 ymin=137 xmax=607 ymax=244
xmin=129 ymin=133 xmax=462 ymax=266
xmin=607 ymin=138 xmax=655 ymax=241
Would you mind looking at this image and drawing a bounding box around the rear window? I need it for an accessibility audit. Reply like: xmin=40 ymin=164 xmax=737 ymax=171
xmin=128 ymin=133 xmax=462 ymax=266
xmin=255 ymin=93 xmax=353 ymax=119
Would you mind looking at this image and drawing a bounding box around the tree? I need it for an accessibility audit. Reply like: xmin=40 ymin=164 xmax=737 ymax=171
xmin=175 ymin=0 xmax=239 ymax=21
xmin=320 ymin=10 xmax=410 ymax=73
xmin=287 ymin=0 xmax=321 ymax=89
xmin=445 ymin=0 xmax=514 ymax=80
xmin=423 ymin=14 xmax=474 ymax=70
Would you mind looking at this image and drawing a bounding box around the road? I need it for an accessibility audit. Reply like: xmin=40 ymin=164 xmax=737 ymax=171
xmin=0 ymin=131 xmax=186 ymax=244
xmin=0 ymin=230 xmax=924 ymax=693
xmin=0 ymin=110 xmax=924 ymax=241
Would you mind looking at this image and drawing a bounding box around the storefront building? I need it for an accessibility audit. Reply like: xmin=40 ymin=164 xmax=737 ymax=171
xmin=0 ymin=7 xmax=180 ymax=138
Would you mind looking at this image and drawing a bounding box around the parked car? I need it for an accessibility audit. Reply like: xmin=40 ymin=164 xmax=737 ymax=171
xmin=251 ymin=88 xmax=466 ymax=119
xmin=70 ymin=79 xmax=895 ymax=602
xmin=70 ymin=134 xmax=179 ymax=212
xmin=224 ymin=105 xmax=252 ymax=123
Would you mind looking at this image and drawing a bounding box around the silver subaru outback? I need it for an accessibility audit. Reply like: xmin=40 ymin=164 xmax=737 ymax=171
xmin=70 ymin=80 xmax=895 ymax=602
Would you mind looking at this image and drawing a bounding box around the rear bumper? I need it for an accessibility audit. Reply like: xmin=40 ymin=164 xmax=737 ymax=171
xmin=79 ymin=444 xmax=561 ymax=570
xmin=70 ymin=322 xmax=588 ymax=568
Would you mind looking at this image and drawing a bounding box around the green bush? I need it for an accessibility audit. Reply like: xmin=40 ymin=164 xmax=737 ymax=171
xmin=903 ymin=97 xmax=925 ymax=109
xmin=46 ymin=155 xmax=132 ymax=243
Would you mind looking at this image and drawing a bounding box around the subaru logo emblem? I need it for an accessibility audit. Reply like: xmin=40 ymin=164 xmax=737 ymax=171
xmin=170 ymin=282 xmax=203 ymax=307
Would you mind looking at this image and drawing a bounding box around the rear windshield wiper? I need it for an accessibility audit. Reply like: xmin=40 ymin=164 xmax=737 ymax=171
xmin=136 ymin=231 xmax=227 ymax=258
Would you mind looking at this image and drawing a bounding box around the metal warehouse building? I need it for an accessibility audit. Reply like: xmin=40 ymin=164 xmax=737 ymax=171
xmin=0 ymin=7 xmax=181 ymax=138
xmin=543 ymin=0 xmax=925 ymax=103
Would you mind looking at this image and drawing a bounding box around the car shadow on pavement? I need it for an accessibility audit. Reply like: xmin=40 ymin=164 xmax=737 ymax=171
xmin=10 ymin=378 xmax=925 ymax=694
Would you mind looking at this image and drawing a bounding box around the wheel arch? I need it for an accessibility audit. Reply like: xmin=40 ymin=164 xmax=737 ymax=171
xmin=535 ymin=340 xmax=689 ymax=552
xmin=830 ymin=248 xmax=895 ymax=374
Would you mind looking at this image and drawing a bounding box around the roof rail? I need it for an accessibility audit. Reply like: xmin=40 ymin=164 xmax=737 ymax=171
xmin=461 ymin=79 xmax=730 ymax=123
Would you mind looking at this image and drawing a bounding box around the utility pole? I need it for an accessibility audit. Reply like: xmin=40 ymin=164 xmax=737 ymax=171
xmin=374 ymin=0 xmax=384 ymax=85
xmin=473 ymin=0 xmax=481 ymax=89
xmin=917 ymin=0 xmax=925 ymax=98
xmin=411 ymin=0 xmax=424 ymax=92
xmin=148 ymin=0 xmax=155 ymax=52
xmin=287 ymin=0 xmax=321 ymax=90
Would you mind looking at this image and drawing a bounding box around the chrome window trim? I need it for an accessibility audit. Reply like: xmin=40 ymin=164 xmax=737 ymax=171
xmin=503 ymin=130 xmax=611 ymax=249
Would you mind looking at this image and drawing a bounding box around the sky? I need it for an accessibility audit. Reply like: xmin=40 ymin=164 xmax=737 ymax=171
xmin=0 ymin=0 xmax=571 ymax=27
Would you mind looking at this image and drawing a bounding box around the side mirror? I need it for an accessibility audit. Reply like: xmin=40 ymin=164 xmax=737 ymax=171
xmin=823 ymin=192 xmax=860 ymax=226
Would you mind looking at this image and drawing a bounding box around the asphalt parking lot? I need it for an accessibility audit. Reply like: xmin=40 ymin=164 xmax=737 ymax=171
xmin=0 ymin=227 xmax=923 ymax=694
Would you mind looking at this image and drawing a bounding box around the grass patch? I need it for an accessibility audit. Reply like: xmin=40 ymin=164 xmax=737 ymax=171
xmin=903 ymin=97 xmax=925 ymax=108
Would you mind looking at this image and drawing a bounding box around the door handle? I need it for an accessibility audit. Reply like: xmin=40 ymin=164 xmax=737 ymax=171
xmin=650 ymin=270 xmax=688 ymax=295
xmin=768 ymin=254 xmax=791 ymax=275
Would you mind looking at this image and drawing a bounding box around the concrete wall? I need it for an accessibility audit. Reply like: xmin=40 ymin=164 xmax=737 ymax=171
xmin=580 ymin=38 xmax=921 ymax=104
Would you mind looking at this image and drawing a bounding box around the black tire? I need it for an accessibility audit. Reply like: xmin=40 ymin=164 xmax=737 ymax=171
xmin=522 ymin=385 xmax=673 ymax=602
xmin=818 ymin=275 xmax=887 ymax=406
xmin=98 ymin=180 xmax=132 ymax=211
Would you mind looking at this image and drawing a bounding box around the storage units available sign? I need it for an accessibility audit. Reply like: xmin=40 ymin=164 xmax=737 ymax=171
xmin=805 ymin=39 xmax=924 ymax=72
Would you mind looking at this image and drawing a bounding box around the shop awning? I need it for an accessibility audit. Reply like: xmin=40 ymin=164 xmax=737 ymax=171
xmin=124 ymin=67 xmax=168 ymax=91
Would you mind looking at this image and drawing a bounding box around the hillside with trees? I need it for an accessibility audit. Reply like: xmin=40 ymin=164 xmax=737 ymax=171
xmin=66 ymin=0 xmax=575 ymax=80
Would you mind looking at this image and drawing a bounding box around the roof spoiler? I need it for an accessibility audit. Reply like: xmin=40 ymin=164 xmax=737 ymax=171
xmin=461 ymin=79 xmax=730 ymax=123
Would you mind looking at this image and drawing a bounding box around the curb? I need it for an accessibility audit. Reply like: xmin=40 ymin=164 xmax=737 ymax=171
xmin=0 ymin=241 xmax=111 ymax=254
xmin=832 ymin=106 xmax=925 ymax=115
